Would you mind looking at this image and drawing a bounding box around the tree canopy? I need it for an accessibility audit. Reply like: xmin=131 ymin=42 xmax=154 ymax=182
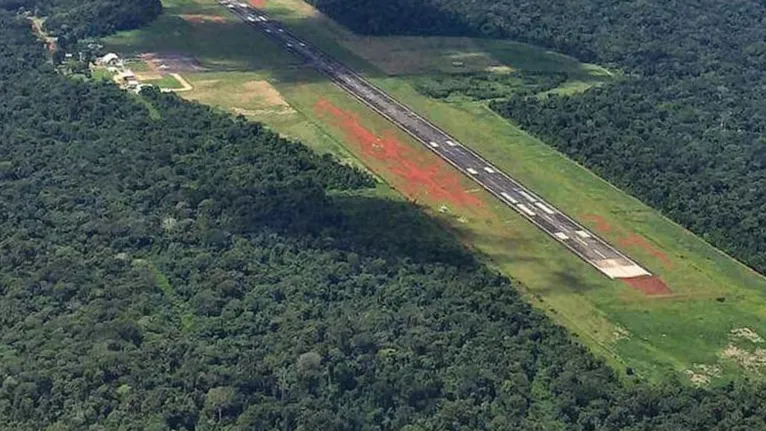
xmin=4 ymin=2 xmax=766 ymax=430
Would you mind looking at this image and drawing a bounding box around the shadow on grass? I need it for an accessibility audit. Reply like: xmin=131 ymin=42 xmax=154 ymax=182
xmin=445 ymin=214 xmax=608 ymax=295
xmin=103 ymin=3 xmax=610 ymax=93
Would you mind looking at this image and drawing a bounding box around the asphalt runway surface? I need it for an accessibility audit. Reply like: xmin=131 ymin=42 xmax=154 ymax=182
xmin=220 ymin=0 xmax=651 ymax=279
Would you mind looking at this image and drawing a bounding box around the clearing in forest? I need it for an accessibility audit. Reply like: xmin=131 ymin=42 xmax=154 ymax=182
xmin=105 ymin=0 xmax=766 ymax=385
xmin=184 ymin=76 xmax=296 ymax=117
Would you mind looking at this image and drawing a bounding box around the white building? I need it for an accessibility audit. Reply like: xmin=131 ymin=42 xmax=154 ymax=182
xmin=98 ymin=53 xmax=120 ymax=66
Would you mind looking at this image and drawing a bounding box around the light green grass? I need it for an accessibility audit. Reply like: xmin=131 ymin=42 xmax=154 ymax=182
xmin=103 ymin=0 xmax=766 ymax=383
xmin=148 ymin=74 xmax=184 ymax=88
xmin=124 ymin=59 xmax=152 ymax=72
xmin=90 ymin=66 xmax=113 ymax=81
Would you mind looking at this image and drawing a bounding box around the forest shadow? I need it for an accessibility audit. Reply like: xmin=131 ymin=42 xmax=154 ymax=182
xmin=446 ymin=214 xmax=606 ymax=294
xmin=326 ymin=195 xmax=479 ymax=269
xmin=105 ymin=3 xmax=607 ymax=91
xmin=257 ymin=191 xmax=606 ymax=295
xmin=102 ymin=12 xmax=386 ymax=86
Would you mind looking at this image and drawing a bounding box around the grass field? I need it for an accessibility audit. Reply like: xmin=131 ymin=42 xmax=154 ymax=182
xmin=149 ymin=74 xmax=185 ymax=89
xmin=101 ymin=0 xmax=766 ymax=384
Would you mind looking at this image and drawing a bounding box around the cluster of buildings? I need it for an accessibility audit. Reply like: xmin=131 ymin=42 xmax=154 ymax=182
xmin=96 ymin=52 xmax=141 ymax=91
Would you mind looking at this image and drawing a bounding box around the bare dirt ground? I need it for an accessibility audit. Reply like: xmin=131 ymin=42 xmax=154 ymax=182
xmin=618 ymin=234 xmax=673 ymax=269
xmin=721 ymin=344 xmax=766 ymax=372
xmin=29 ymin=17 xmax=57 ymax=53
xmin=582 ymin=213 xmax=614 ymax=234
xmin=242 ymin=80 xmax=291 ymax=107
xmin=314 ymin=98 xmax=487 ymax=213
xmin=622 ymin=276 xmax=672 ymax=295
xmin=730 ymin=328 xmax=765 ymax=344
xmin=141 ymin=53 xmax=207 ymax=73
xmin=584 ymin=213 xmax=673 ymax=270
xmin=249 ymin=0 xmax=267 ymax=6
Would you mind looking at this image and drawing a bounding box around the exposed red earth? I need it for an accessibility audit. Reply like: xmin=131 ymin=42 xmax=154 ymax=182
xmin=582 ymin=213 xmax=614 ymax=234
xmin=617 ymin=233 xmax=673 ymax=269
xmin=249 ymin=0 xmax=267 ymax=7
xmin=622 ymin=275 xmax=672 ymax=295
xmin=583 ymin=213 xmax=673 ymax=295
xmin=315 ymin=99 xmax=485 ymax=211
xmin=584 ymin=213 xmax=672 ymax=269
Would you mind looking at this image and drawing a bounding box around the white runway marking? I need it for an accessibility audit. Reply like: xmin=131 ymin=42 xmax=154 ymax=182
xmin=554 ymin=232 xmax=569 ymax=240
xmin=575 ymin=230 xmax=592 ymax=238
xmin=534 ymin=202 xmax=555 ymax=215
xmin=500 ymin=192 xmax=518 ymax=204
xmin=517 ymin=204 xmax=536 ymax=217
xmin=429 ymin=141 xmax=439 ymax=148
xmin=484 ymin=167 xmax=495 ymax=173
xmin=446 ymin=140 xmax=457 ymax=146
xmin=466 ymin=168 xmax=478 ymax=175
xmin=518 ymin=190 xmax=537 ymax=203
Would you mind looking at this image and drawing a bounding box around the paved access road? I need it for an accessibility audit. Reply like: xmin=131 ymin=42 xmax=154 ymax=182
xmin=220 ymin=0 xmax=650 ymax=279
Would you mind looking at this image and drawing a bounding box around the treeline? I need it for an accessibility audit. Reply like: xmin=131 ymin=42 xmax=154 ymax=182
xmin=5 ymin=5 xmax=766 ymax=431
xmin=414 ymin=71 xmax=567 ymax=101
xmin=307 ymin=0 xmax=766 ymax=275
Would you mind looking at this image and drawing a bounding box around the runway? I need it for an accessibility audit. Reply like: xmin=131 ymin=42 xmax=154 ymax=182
xmin=220 ymin=0 xmax=650 ymax=279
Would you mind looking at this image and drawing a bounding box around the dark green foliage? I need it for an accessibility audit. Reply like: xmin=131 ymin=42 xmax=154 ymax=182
xmin=308 ymin=0 xmax=766 ymax=275
xmin=4 ymin=5 xmax=766 ymax=431
xmin=414 ymin=71 xmax=566 ymax=101
xmin=43 ymin=0 xmax=162 ymax=40
xmin=3 ymin=0 xmax=161 ymax=43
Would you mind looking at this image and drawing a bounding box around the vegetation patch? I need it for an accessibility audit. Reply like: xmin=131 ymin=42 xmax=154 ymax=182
xmin=413 ymin=70 xmax=567 ymax=101
xmin=731 ymin=328 xmax=765 ymax=344
xmin=685 ymin=364 xmax=722 ymax=387
xmin=180 ymin=13 xmax=226 ymax=23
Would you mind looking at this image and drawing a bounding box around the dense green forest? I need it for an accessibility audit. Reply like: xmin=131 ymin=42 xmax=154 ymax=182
xmin=307 ymin=0 xmax=766 ymax=275
xmin=0 ymin=0 xmax=161 ymax=44
xmin=5 ymin=2 xmax=766 ymax=430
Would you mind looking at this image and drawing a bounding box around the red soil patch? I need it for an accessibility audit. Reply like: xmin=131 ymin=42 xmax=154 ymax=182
xmin=180 ymin=14 xmax=225 ymax=23
xmin=583 ymin=213 xmax=672 ymax=269
xmin=249 ymin=0 xmax=266 ymax=7
xmin=622 ymin=275 xmax=672 ymax=296
xmin=582 ymin=213 xmax=613 ymax=234
xmin=617 ymin=234 xmax=673 ymax=269
xmin=315 ymin=99 xmax=485 ymax=211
